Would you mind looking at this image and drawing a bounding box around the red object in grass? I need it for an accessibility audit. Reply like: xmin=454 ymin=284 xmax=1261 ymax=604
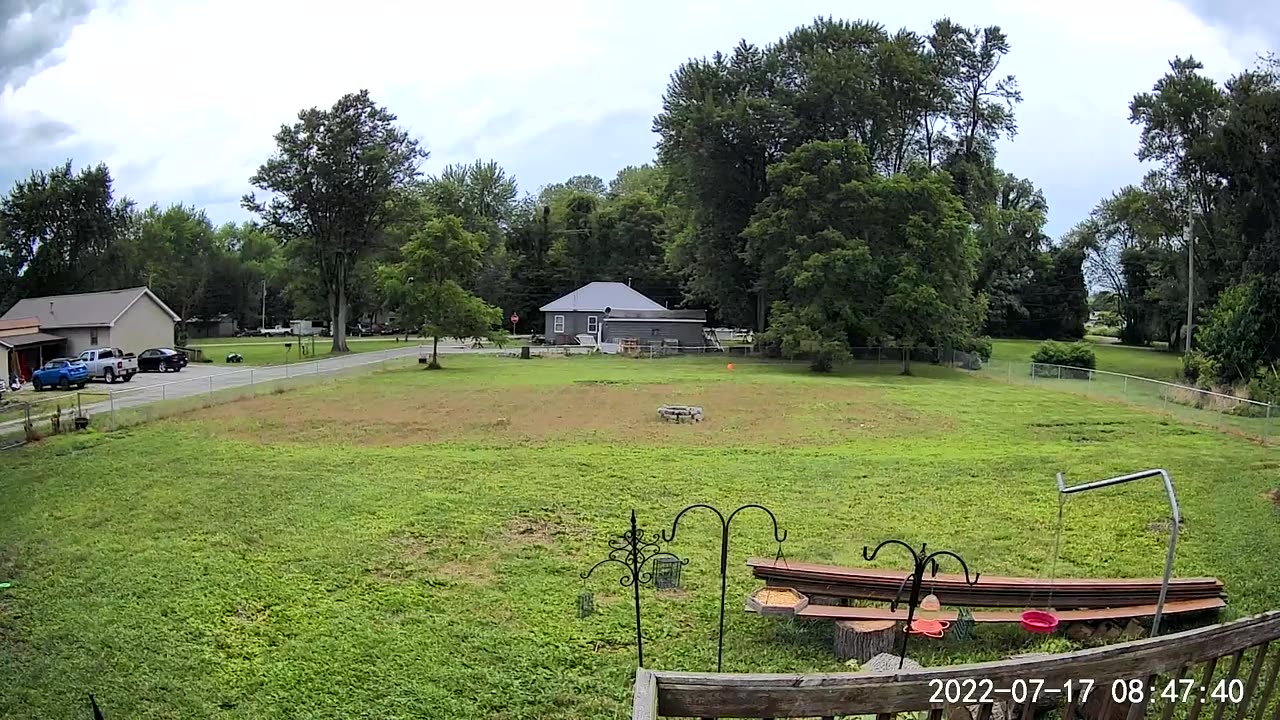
xmin=906 ymin=618 xmax=951 ymax=638
xmin=1021 ymin=610 xmax=1059 ymax=634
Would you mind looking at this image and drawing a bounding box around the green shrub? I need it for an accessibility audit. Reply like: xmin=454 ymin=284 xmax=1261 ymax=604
xmin=1247 ymin=366 xmax=1280 ymax=405
xmin=1031 ymin=340 xmax=1096 ymax=370
xmin=954 ymin=336 xmax=992 ymax=362
xmin=1089 ymin=326 xmax=1121 ymax=338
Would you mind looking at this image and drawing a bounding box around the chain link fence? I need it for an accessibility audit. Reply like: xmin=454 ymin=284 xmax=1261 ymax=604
xmin=977 ymin=357 xmax=1275 ymax=445
xmin=0 ymin=346 xmax=425 ymax=447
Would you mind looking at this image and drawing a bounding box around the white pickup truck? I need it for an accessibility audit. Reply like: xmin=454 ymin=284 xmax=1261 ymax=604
xmin=78 ymin=347 xmax=138 ymax=383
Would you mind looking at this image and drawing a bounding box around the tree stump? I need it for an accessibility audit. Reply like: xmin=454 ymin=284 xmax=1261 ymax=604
xmin=834 ymin=619 xmax=900 ymax=661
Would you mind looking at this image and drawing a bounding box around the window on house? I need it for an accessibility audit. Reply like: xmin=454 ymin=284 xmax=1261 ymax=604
xmin=586 ymin=316 xmax=598 ymax=334
xmin=651 ymin=328 xmax=661 ymax=337
xmin=90 ymin=329 xmax=98 ymax=345
xmin=553 ymin=315 xmax=565 ymax=334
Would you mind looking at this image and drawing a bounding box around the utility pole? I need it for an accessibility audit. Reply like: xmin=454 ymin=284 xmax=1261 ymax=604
xmin=1184 ymin=192 xmax=1194 ymax=354
xmin=261 ymin=278 xmax=267 ymax=332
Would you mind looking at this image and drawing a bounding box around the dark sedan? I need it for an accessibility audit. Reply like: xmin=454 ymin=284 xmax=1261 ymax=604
xmin=137 ymin=348 xmax=188 ymax=372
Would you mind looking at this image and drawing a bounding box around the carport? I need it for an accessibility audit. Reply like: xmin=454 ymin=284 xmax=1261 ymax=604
xmin=1 ymin=333 xmax=69 ymax=382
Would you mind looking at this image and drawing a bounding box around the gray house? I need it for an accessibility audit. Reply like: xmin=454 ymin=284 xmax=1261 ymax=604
xmin=540 ymin=282 xmax=708 ymax=351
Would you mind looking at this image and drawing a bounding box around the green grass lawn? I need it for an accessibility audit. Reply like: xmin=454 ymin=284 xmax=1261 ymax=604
xmin=3 ymin=355 xmax=1278 ymax=719
xmin=990 ymin=338 xmax=1185 ymax=379
xmin=187 ymin=338 xmax=420 ymax=366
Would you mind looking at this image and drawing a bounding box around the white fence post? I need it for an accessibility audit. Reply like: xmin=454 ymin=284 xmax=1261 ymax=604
xmin=1056 ymin=365 xmax=1062 ymax=381
xmin=162 ymin=383 xmax=166 ymax=401
xmin=109 ymin=392 xmax=116 ymax=431
xmin=1265 ymin=403 xmax=1272 ymax=445
xmin=208 ymin=375 xmax=213 ymax=399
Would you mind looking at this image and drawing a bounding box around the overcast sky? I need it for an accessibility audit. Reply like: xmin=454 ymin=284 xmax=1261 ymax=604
xmin=1 ymin=0 xmax=1274 ymax=238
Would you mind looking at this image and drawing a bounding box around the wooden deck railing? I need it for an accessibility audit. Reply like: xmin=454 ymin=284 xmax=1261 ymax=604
xmin=633 ymin=611 xmax=1280 ymax=720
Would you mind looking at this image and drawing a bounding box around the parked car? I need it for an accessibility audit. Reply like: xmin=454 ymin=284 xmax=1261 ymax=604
xmin=137 ymin=347 xmax=188 ymax=373
xmin=78 ymin=347 xmax=138 ymax=383
xmin=260 ymin=326 xmax=290 ymax=337
xmin=31 ymin=358 xmax=89 ymax=391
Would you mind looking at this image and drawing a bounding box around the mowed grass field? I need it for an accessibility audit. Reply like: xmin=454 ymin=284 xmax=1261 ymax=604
xmin=990 ymin=338 xmax=1185 ymax=379
xmin=3 ymin=355 xmax=1279 ymax=719
xmin=188 ymin=337 xmax=420 ymax=366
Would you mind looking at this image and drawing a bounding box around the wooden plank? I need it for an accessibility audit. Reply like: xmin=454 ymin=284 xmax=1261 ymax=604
xmin=926 ymin=708 xmax=944 ymax=720
xmin=786 ymin=597 xmax=1226 ymax=623
xmin=747 ymin=557 xmax=1223 ymax=587
xmin=1063 ymin=693 xmax=1079 ymax=720
xmin=1252 ymin=647 xmax=1280 ymax=720
xmin=975 ymin=703 xmax=993 ymax=720
xmin=1019 ymin=693 xmax=1035 ymax=720
xmin=1126 ymin=675 xmax=1153 ymax=720
xmin=1211 ymin=651 xmax=1245 ymax=720
xmin=633 ymin=668 xmax=658 ymax=720
xmin=1234 ymin=642 xmax=1271 ymax=720
xmin=1188 ymin=657 xmax=1219 ymax=720
xmin=1160 ymin=665 xmax=1187 ymax=720
xmin=653 ymin=612 xmax=1280 ymax=718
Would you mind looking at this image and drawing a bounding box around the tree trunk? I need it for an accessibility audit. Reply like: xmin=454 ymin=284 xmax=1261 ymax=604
xmin=834 ymin=620 xmax=900 ymax=661
xmin=901 ymin=346 xmax=912 ymax=375
xmin=332 ymin=265 xmax=350 ymax=353
xmin=428 ymin=334 xmax=441 ymax=369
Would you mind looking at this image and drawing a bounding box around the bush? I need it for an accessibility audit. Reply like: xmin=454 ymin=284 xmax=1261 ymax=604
xmin=954 ymin=336 xmax=992 ymax=362
xmin=1031 ymin=340 xmax=1096 ymax=370
xmin=1247 ymin=366 xmax=1280 ymax=406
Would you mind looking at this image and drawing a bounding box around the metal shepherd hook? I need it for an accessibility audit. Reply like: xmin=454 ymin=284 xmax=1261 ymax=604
xmin=863 ymin=539 xmax=980 ymax=669
xmin=581 ymin=510 xmax=687 ymax=668
xmin=663 ymin=503 xmax=787 ymax=672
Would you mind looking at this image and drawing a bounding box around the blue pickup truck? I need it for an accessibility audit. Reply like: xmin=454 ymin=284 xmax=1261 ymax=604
xmin=31 ymin=358 xmax=90 ymax=391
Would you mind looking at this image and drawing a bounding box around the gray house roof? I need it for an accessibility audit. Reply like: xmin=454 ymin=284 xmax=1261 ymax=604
xmin=1 ymin=287 xmax=180 ymax=329
xmin=540 ymin=282 xmax=665 ymax=312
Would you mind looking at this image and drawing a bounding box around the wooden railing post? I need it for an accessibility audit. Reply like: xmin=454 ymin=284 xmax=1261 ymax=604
xmin=633 ymin=669 xmax=658 ymax=720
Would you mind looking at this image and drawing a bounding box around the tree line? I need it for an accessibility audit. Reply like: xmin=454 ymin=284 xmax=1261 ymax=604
xmin=10 ymin=17 xmax=1269 ymax=377
xmin=1073 ymin=53 xmax=1280 ymax=395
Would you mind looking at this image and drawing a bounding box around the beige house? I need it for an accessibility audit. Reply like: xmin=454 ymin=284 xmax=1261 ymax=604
xmin=1 ymin=288 xmax=179 ymax=362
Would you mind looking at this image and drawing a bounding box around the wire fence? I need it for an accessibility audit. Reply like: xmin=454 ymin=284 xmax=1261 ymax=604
xmin=976 ymin=356 xmax=1276 ymax=445
xmin=0 ymin=345 xmax=426 ymax=447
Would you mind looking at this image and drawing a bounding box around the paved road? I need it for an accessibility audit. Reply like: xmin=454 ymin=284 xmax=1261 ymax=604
xmin=1 ymin=343 xmax=501 ymax=440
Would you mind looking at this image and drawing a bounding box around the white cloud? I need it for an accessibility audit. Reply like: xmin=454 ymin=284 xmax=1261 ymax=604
xmin=0 ymin=0 xmax=1266 ymax=235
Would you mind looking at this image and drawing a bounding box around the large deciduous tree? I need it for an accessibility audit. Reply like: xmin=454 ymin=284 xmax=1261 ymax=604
xmin=135 ymin=204 xmax=219 ymax=345
xmin=0 ymin=161 xmax=133 ymax=310
xmin=377 ymin=214 xmax=502 ymax=369
xmin=244 ymin=90 xmax=426 ymax=353
xmin=744 ymin=139 xmax=981 ymax=372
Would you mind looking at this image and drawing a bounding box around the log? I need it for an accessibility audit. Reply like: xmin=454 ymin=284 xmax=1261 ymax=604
xmin=835 ymin=620 xmax=900 ymax=661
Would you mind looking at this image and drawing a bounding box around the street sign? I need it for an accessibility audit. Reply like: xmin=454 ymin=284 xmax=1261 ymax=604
xmin=510 ymin=313 xmax=520 ymax=325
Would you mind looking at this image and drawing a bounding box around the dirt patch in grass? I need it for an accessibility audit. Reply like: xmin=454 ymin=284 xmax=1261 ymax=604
xmin=195 ymin=380 xmax=929 ymax=447
xmin=1265 ymin=488 xmax=1280 ymax=509
xmin=434 ymin=559 xmax=496 ymax=587
xmin=502 ymin=510 xmax=590 ymax=547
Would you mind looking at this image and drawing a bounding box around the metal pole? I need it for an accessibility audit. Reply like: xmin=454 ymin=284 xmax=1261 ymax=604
xmin=1057 ymin=365 xmax=1062 ymax=381
xmin=162 ymin=383 xmax=166 ymax=401
xmin=1057 ymin=469 xmax=1179 ymax=635
xmin=1265 ymin=403 xmax=1272 ymax=445
xmin=110 ymin=392 xmax=116 ymax=431
xmin=208 ymin=375 xmax=213 ymax=399
xmin=1184 ymin=193 xmax=1194 ymax=354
